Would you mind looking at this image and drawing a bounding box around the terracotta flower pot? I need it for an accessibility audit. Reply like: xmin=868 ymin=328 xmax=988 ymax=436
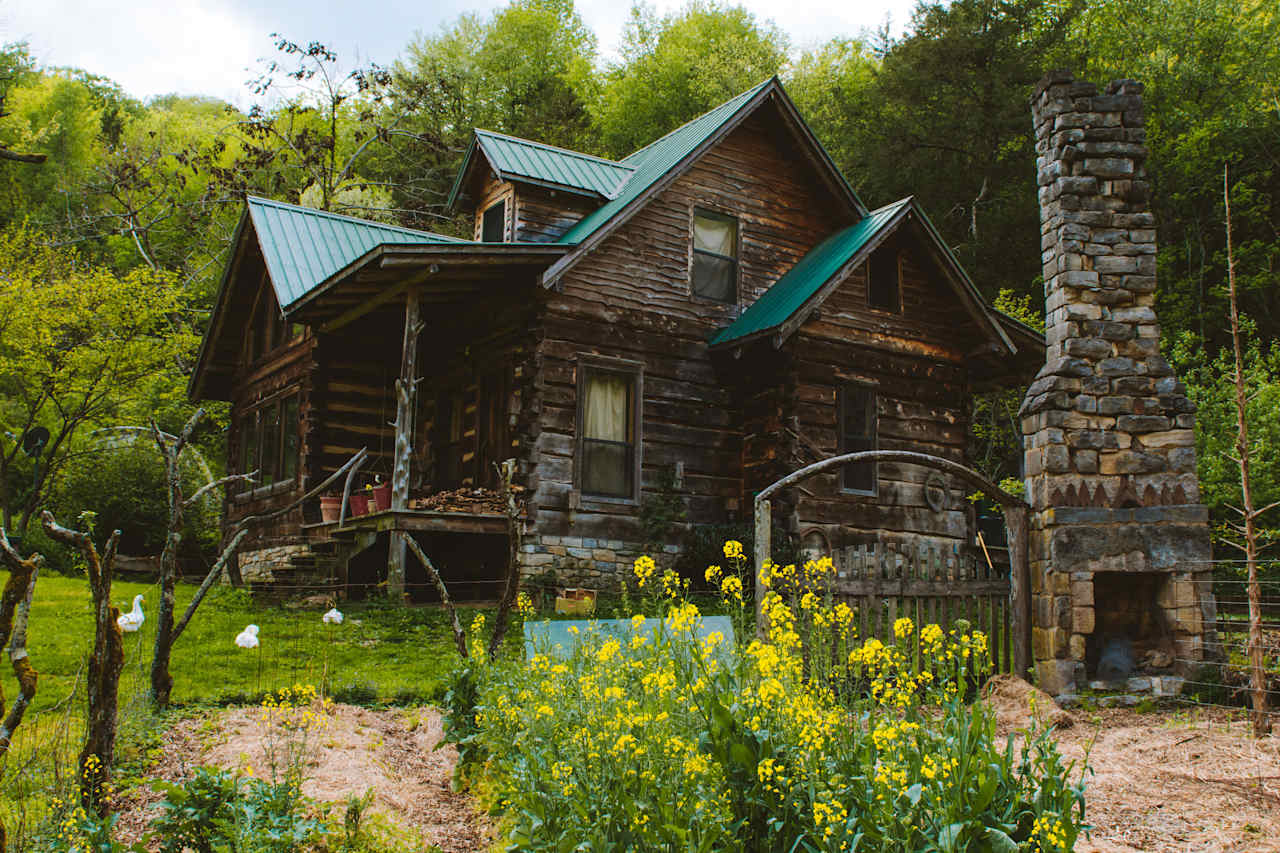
xmin=371 ymin=484 xmax=392 ymax=512
xmin=349 ymin=494 xmax=369 ymax=517
xmin=319 ymin=495 xmax=342 ymax=524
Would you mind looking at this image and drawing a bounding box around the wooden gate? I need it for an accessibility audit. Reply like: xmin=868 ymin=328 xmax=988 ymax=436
xmin=754 ymin=450 xmax=1032 ymax=679
xmin=833 ymin=539 xmax=1016 ymax=674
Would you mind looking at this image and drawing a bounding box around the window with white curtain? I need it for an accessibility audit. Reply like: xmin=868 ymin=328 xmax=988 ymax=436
xmin=579 ymin=367 xmax=639 ymax=498
xmin=691 ymin=209 xmax=738 ymax=302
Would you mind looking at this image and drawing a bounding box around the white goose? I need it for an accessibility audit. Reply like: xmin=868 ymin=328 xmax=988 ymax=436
xmin=322 ymin=607 xmax=344 ymax=625
xmin=117 ymin=595 xmax=145 ymax=632
xmin=235 ymin=624 xmax=260 ymax=649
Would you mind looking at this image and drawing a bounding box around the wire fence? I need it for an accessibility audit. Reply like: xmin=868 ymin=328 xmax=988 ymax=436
xmin=1165 ymin=563 xmax=1280 ymax=722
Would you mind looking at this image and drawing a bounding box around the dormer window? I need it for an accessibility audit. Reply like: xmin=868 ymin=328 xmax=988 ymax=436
xmin=692 ymin=209 xmax=738 ymax=303
xmin=868 ymin=247 xmax=901 ymax=312
xmin=482 ymin=200 xmax=506 ymax=242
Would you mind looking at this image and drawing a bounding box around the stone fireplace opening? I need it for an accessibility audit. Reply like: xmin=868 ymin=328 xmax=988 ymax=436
xmin=1087 ymin=572 xmax=1176 ymax=680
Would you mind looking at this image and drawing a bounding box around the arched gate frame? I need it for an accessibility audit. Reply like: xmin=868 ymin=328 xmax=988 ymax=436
xmin=754 ymin=450 xmax=1031 ymax=680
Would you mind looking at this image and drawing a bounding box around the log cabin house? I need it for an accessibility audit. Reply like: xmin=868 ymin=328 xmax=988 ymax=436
xmin=189 ymin=77 xmax=1044 ymax=599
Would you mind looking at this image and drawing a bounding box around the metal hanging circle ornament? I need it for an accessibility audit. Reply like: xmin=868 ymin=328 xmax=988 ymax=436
xmin=20 ymin=427 xmax=50 ymax=458
xmin=924 ymin=471 xmax=949 ymax=513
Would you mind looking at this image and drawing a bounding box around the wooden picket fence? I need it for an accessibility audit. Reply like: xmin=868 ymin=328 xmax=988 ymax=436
xmin=832 ymin=539 xmax=1015 ymax=674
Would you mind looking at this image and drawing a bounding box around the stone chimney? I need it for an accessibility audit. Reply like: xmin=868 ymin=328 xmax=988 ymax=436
xmin=1022 ymin=72 xmax=1216 ymax=696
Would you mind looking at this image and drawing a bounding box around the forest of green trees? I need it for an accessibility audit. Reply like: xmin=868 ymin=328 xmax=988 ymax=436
xmin=1 ymin=0 xmax=1277 ymax=561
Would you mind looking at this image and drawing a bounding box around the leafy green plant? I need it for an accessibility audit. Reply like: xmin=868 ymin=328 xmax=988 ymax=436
xmin=465 ymin=548 xmax=1089 ymax=851
xmin=151 ymin=766 xmax=242 ymax=853
xmin=151 ymin=767 xmax=324 ymax=853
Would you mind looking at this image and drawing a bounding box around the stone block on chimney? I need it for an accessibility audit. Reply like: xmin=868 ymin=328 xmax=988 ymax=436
xmin=1116 ymin=415 xmax=1171 ymax=433
xmin=1098 ymin=357 xmax=1137 ymax=376
xmin=1084 ymin=157 xmax=1134 ymax=177
xmin=1099 ymin=450 xmax=1166 ymax=475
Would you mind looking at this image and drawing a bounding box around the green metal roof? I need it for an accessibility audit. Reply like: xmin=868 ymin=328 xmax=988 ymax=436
xmin=246 ymin=196 xmax=466 ymax=309
xmin=467 ymin=130 xmax=633 ymax=200
xmin=709 ymin=198 xmax=912 ymax=347
xmin=554 ymin=79 xmax=775 ymax=247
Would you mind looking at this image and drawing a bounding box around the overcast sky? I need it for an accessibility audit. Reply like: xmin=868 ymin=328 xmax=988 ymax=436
xmin=1 ymin=0 xmax=915 ymax=107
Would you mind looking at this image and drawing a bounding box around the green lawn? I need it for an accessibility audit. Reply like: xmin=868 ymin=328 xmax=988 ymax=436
xmin=7 ymin=572 xmax=497 ymax=714
xmin=0 ymin=569 xmax=496 ymax=846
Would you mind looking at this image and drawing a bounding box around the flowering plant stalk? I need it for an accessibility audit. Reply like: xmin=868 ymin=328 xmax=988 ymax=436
xmin=456 ymin=544 xmax=1087 ymax=852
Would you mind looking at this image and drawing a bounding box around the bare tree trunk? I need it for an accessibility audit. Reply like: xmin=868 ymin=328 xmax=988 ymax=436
xmin=0 ymin=527 xmax=42 ymax=853
xmin=149 ymin=414 xmax=199 ymax=708
xmin=146 ymin=417 xmax=363 ymax=707
xmin=42 ymin=512 xmax=124 ymax=815
xmin=487 ymin=459 xmax=522 ymax=660
xmin=0 ymin=527 xmax=41 ymax=753
xmin=1224 ymin=166 xmax=1271 ymax=737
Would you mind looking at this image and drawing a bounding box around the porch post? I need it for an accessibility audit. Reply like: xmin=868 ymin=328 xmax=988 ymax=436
xmin=754 ymin=498 xmax=771 ymax=638
xmin=388 ymin=288 xmax=422 ymax=600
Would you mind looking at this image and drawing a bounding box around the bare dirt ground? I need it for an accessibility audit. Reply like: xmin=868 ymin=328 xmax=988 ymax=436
xmin=117 ymin=689 xmax=1277 ymax=852
xmin=989 ymin=677 xmax=1280 ymax=853
xmin=118 ymin=703 xmax=492 ymax=852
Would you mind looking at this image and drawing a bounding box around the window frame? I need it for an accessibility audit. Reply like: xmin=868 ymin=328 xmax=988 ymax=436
xmin=838 ymin=383 xmax=878 ymax=496
xmin=481 ymin=200 xmax=507 ymax=243
xmin=236 ymin=389 xmax=303 ymax=498
xmin=866 ymin=247 xmax=903 ymax=314
xmin=689 ymin=207 xmax=740 ymax=304
xmin=574 ymin=354 xmax=644 ymax=504
xmin=245 ymin=274 xmax=306 ymax=368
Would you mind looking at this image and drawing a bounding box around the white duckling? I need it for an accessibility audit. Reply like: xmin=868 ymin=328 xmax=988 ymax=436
xmin=322 ymin=607 xmax=344 ymax=625
xmin=234 ymin=624 xmax=260 ymax=649
xmin=117 ymin=595 xmax=145 ymax=632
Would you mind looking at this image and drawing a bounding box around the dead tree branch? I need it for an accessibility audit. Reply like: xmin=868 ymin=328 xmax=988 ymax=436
xmin=0 ymin=527 xmax=42 ymax=755
xmin=40 ymin=512 xmax=123 ymax=814
xmin=1225 ymin=164 xmax=1271 ymax=737
xmin=404 ymin=536 xmax=468 ymax=658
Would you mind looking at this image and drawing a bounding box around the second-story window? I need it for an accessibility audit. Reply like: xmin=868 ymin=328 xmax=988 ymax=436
xmin=691 ymin=209 xmax=738 ymax=303
xmin=482 ymin=200 xmax=506 ymax=242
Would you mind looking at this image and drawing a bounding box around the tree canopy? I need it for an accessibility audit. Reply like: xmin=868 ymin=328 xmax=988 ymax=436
xmin=2 ymin=0 xmax=1278 ymax=551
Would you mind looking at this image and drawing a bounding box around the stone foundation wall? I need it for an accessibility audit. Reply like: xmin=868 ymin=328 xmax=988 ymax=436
xmin=238 ymin=544 xmax=312 ymax=583
xmin=518 ymin=535 xmax=670 ymax=588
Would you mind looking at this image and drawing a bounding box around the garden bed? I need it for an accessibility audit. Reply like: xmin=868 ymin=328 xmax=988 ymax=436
xmin=115 ymin=703 xmax=492 ymax=852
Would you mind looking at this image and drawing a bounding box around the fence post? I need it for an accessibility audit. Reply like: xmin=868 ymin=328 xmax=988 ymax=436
xmin=754 ymin=498 xmax=771 ymax=639
xmin=1003 ymin=503 xmax=1032 ymax=681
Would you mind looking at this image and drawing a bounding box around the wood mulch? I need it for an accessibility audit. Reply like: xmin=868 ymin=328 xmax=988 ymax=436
xmin=1062 ymin=707 xmax=1280 ymax=853
xmin=991 ymin=677 xmax=1279 ymax=852
xmin=115 ymin=703 xmax=492 ymax=852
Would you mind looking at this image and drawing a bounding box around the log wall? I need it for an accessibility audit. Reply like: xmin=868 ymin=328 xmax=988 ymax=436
xmin=522 ymin=110 xmax=857 ymax=585
xmin=786 ymin=235 xmax=985 ymax=550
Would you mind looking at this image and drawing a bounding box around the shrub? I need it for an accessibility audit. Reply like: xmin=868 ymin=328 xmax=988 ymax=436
xmin=52 ymin=441 xmax=220 ymax=559
xmin=459 ymin=544 xmax=1087 ymax=852
xmin=150 ymin=768 xmax=324 ymax=853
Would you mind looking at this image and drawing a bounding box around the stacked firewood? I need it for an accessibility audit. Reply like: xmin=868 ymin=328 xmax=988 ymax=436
xmin=409 ymin=486 xmax=518 ymax=514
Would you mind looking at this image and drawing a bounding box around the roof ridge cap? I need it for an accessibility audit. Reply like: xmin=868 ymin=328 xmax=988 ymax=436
xmin=246 ymin=195 xmax=464 ymax=242
xmin=621 ymin=76 xmax=776 ymax=164
xmin=473 ymin=129 xmax=633 ymax=170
